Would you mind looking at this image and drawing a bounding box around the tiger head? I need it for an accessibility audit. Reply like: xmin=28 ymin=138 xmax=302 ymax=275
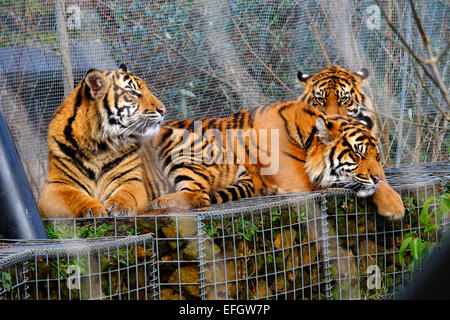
xmin=83 ymin=63 xmax=166 ymax=143
xmin=305 ymin=113 xmax=383 ymax=197
xmin=297 ymin=65 xmax=374 ymax=130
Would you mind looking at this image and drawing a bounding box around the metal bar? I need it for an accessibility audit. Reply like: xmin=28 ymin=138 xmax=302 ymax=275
xmin=0 ymin=106 xmax=47 ymax=239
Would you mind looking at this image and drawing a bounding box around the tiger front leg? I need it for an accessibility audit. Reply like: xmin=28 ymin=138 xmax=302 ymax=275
xmin=104 ymin=180 xmax=148 ymax=216
xmin=148 ymin=166 xmax=213 ymax=210
xmin=148 ymin=190 xmax=212 ymax=211
xmin=371 ymin=180 xmax=405 ymax=220
xmin=39 ymin=183 xmax=108 ymax=218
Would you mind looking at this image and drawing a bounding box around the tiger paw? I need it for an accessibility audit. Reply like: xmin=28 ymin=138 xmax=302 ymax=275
xmin=371 ymin=181 xmax=405 ymax=220
xmin=105 ymin=201 xmax=137 ymax=217
xmin=80 ymin=202 xmax=108 ymax=218
xmin=148 ymin=195 xmax=190 ymax=210
xmin=148 ymin=192 xmax=210 ymax=211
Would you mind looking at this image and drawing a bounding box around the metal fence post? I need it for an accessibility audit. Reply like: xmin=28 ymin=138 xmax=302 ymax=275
xmin=320 ymin=195 xmax=333 ymax=299
xmin=196 ymin=214 xmax=207 ymax=300
xmin=0 ymin=106 xmax=47 ymax=239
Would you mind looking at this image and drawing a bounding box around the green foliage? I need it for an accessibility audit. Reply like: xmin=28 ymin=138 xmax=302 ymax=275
xmin=236 ymin=217 xmax=259 ymax=242
xmin=271 ymin=209 xmax=281 ymax=222
xmin=398 ymin=194 xmax=449 ymax=271
xmin=45 ymin=222 xmax=119 ymax=239
xmin=0 ymin=271 xmax=12 ymax=292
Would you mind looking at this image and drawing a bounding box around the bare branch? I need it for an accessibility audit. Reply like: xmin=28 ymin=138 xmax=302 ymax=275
xmin=229 ymin=15 xmax=296 ymax=97
xmin=374 ymin=0 xmax=449 ymax=119
xmin=411 ymin=63 xmax=449 ymax=121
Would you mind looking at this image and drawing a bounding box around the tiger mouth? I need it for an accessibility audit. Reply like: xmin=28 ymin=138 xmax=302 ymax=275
xmin=335 ymin=179 xmax=380 ymax=197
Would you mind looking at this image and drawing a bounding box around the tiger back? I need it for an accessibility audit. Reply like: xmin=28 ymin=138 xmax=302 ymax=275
xmin=297 ymin=65 xmax=378 ymax=135
xmin=142 ymin=100 xmax=404 ymax=219
xmin=39 ymin=64 xmax=166 ymax=218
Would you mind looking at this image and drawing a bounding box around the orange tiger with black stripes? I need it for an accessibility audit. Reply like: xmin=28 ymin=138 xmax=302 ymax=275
xmin=39 ymin=64 xmax=166 ymax=218
xmin=142 ymin=95 xmax=404 ymax=219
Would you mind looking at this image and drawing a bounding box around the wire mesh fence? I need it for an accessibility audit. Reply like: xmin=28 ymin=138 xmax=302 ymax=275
xmin=20 ymin=164 xmax=445 ymax=300
xmin=0 ymin=0 xmax=448 ymax=198
xmin=0 ymin=234 xmax=157 ymax=300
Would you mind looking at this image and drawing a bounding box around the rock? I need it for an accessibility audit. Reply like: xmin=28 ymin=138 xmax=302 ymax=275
xmin=345 ymin=220 xmax=356 ymax=235
xmin=254 ymin=279 xmax=272 ymax=299
xmin=329 ymin=245 xmax=358 ymax=280
xmin=161 ymin=217 xmax=197 ymax=239
xmin=274 ymin=229 xmax=297 ymax=250
xmin=160 ymin=288 xmax=183 ymax=300
xmin=177 ymin=217 xmax=197 ymax=237
xmin=161 ymin=226 xmax=177 ymax=238
xmin=359 ymin=239 xmax=377 ymax=272
xmin=359 ymin=239 xmax=377 ymax=256
xmin=183 ymin=239 xmax=221 ymax=261
xmin=204 ymin=258 xmax=245 ymax=299
xmin=168 ymin=264 xmax=200 ymax=298
xmin=271 ymin=275 xmax=286 ymax=294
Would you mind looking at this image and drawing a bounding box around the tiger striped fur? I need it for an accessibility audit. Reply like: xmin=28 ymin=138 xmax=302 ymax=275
xmin=39 ymin=64 xmax=166 ymax=218
xmin=141 ymin=127 xmax=256 ymax=210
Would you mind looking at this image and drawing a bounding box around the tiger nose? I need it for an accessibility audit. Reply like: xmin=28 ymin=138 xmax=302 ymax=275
xmin=371 ymin=175 xmax=382 ymax=184
xmin=157 ymin=106 xmax=166 ymax=115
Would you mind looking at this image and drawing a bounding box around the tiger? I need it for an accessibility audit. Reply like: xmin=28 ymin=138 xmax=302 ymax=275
xmin=297 ymin=65 xmax=378 ymax=135
xmin=39 ymin=64 xmax=166 ymax=218
xmin=142 ymin=100 xmax=405 ymax=220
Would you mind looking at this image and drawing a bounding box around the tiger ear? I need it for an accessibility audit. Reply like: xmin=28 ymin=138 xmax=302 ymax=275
xmin=85 ymin=70 xmax=109 ymax=100
xmin=354 ymin=68 xmax=369 ymax=84
xmin=297 ymin=70 xmax=311 ymax=85
xmin=119 ymin=63 xmax=128 ymax=72
xmin=315 ymin=117 xmax=335 ymax=144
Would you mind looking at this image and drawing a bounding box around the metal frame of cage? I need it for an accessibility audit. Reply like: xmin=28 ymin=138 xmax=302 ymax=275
xmin=0 ymin=234 xmax=157 ymax=300
xmin=29 ymin=167 xmax=448 ymax=300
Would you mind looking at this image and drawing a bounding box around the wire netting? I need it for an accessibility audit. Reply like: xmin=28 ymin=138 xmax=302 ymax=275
xmin=23 ymin=164 xmax=447 ymax=300
xmin=0 ymin=234 xmax=157 ymax=300
xmin=0 ymin=0 xmax=448 ymax=198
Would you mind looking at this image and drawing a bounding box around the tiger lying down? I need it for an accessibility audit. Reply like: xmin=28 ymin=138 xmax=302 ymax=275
xmin=142 ymin=100 xmax=405 ymax=220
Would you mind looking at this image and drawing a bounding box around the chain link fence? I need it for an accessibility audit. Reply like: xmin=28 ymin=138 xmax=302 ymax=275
xmin=0 ymin=0 xmax=448 ymax=198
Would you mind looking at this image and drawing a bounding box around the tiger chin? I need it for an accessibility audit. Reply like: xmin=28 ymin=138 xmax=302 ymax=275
xmin=39 ymin=64 xmax=166 ymax=218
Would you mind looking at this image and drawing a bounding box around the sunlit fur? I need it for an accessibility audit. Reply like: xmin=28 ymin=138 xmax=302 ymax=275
xmin=39 ymin=65 xmax=165 ymax=218
xmin=141 ymin=101 xmax=402 ymax=215
xmin=297 ymin=65 xmax=378 ymax=135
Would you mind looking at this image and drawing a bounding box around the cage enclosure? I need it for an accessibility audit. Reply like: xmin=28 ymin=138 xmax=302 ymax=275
xmin=0 ymin=0 xmax=449 ymax=300
xmin=0 ymin=234 xmax=157 ymax=300
xmin=31 ymin=164 xmax=446 ymax=300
